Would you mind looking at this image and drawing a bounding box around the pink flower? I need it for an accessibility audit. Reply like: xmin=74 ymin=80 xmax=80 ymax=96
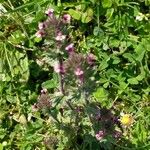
xmin=65 ymin=43 xmax=74 ymax=53
xmin=55 ymin=32 xmax=66 ymax=41
xmin=45 ymin=8 xmax=54 ymax=17
xmin=74 ymin=67 xmax=84 ymax=76
xmin=87 ymin=53 xmax=96 ymax=65
xmin=54 ymin=62 xmax=65 ymax=74
xmin=95 ymin=130 xmax=105 ymax=141
xmin=74 ymin=67 xmax=84 ymax=84
xmin=62 ymin=14 xmax=71 ymax=23
xmin=35 ymin=30 xmax=45 ymax=38
xmin=38 ymin=22 xmax=47 ymax=30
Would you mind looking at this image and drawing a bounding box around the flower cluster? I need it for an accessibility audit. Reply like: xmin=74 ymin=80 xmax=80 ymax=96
xmin=95 ymin=130 xmax=105 ymax=141
xmin=32 ymin=89 xmax=52 ymax=111
xmin=63 ymin=52 xmax=96 ymax=86
xmin=91 ymin=106 xmax=123 ymax=141
xmin=35 ymin=8 xmax=96 ymax=90
xmin=35 ymin=8 xmax=71 ymax=39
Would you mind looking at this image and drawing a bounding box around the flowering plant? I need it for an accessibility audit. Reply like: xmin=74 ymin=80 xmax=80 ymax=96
xmin=33 ymin=8 xmax=125 ymax=149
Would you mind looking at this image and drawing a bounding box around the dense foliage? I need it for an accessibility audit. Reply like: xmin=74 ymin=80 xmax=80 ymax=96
xmin=0 ymin=0 xmax=150 ymax=149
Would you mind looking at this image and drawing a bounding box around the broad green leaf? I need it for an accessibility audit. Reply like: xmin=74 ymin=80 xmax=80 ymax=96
xmin=136 ymin=74 xmax=145 ymax=81
xmin=106 ymin=8 xmax=114 ymax=20
xmin=123 ymin=53 xmax=135 ymax=62
xmin=99 ymin=61 xmax=108 ymax=71
xmin=81 ymin=8 xmax=93 ymax=23
xmin=102 ymin=0 xmax=112 ymax=8
xmin=109 ymin=39 xmax=120 ymax=47
xmin=142 ymin=39 xmax=150 ymax=52
xmin=103 ymin=43 xmax=109 ymax=50
xmin=112 ymin=56 xmax=120 ymax=64
xmin=93 ymin=27 xmax=104 ymax=36
xmin=42 ymin=79 xmax=58 ymax=89
xmin=103 ymin=82 xmax=109 ymax=88
xmin=93 ymin=87 xmax=108 ymax=100
xmin=135 ymin=44 xmax=145 ymax=62
xmin=99 ymin=78 xmax=108 ymax=83
xmin=69 ymin=9 xmax=81 ymax=20
xmin=128 ymin=78 xmax=139 ymax=85
xmin=119 ymin=81 xmax=128 ymax=90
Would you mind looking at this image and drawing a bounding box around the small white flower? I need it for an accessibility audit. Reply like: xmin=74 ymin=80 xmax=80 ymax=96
xmin=136 ymin=13 xmax=144 ymax=21
xmin=136 ymin=15 xmax=143 ymax=21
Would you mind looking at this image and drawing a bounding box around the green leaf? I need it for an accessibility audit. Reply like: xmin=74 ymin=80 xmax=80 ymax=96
xmin=128 ymin=78 xmax=139 ymax=85
xmin=99 ymin=61 xmax=108 ymax=70
xmin=119 ymin=81 xmax=128 ymax=90
xmin=42 ymin=79 xmax=58 ymax=89
xmin=93 ymin=27 xmax=104 ymax=36
xmin=93 ymin=87 xmax=108 ymax=100
xmin=123 ymin=53 xmax=135 ymax=62
xmin=145 ymin=0 xmax=150 ymax=6
xmin=106 ymin=8 xmax=114 ymax=20
xmin=69 ymin=9 xmax=81 ymax=20
xmin=136 ymin=74 xmax=145 ymax=81
xmin=1 ymin=45 xmax=29 ymax=82
xmin=81 ymin=8 xmax=93 ymax=23
xmin=102 ymin=0 xmax=112 ymax=8
xmin=103 ymin=82 xmax=109 ymax=88
xmin=0 ymin=144 xmax=3 ymax=150
xmin=112 ymin=56 xmax=120 ymax=64
xmin=0 ymin=128 xmax=6 ymax=140
xmin=19 ymin=114 xmax=27 ymax=125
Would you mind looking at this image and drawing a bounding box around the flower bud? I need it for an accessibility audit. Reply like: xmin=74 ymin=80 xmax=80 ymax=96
xmin=35 ymin=30 xmax=45 ymax=38
xmin=38 ymin=22 xmax=47 ymax=30
xmin=45 ymin=8 xmax=54 ymax=17
xmin=87 ymin=53 xmax=96 ymax=65
xmin=65 ymin=43 xmax=74 ymax=53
